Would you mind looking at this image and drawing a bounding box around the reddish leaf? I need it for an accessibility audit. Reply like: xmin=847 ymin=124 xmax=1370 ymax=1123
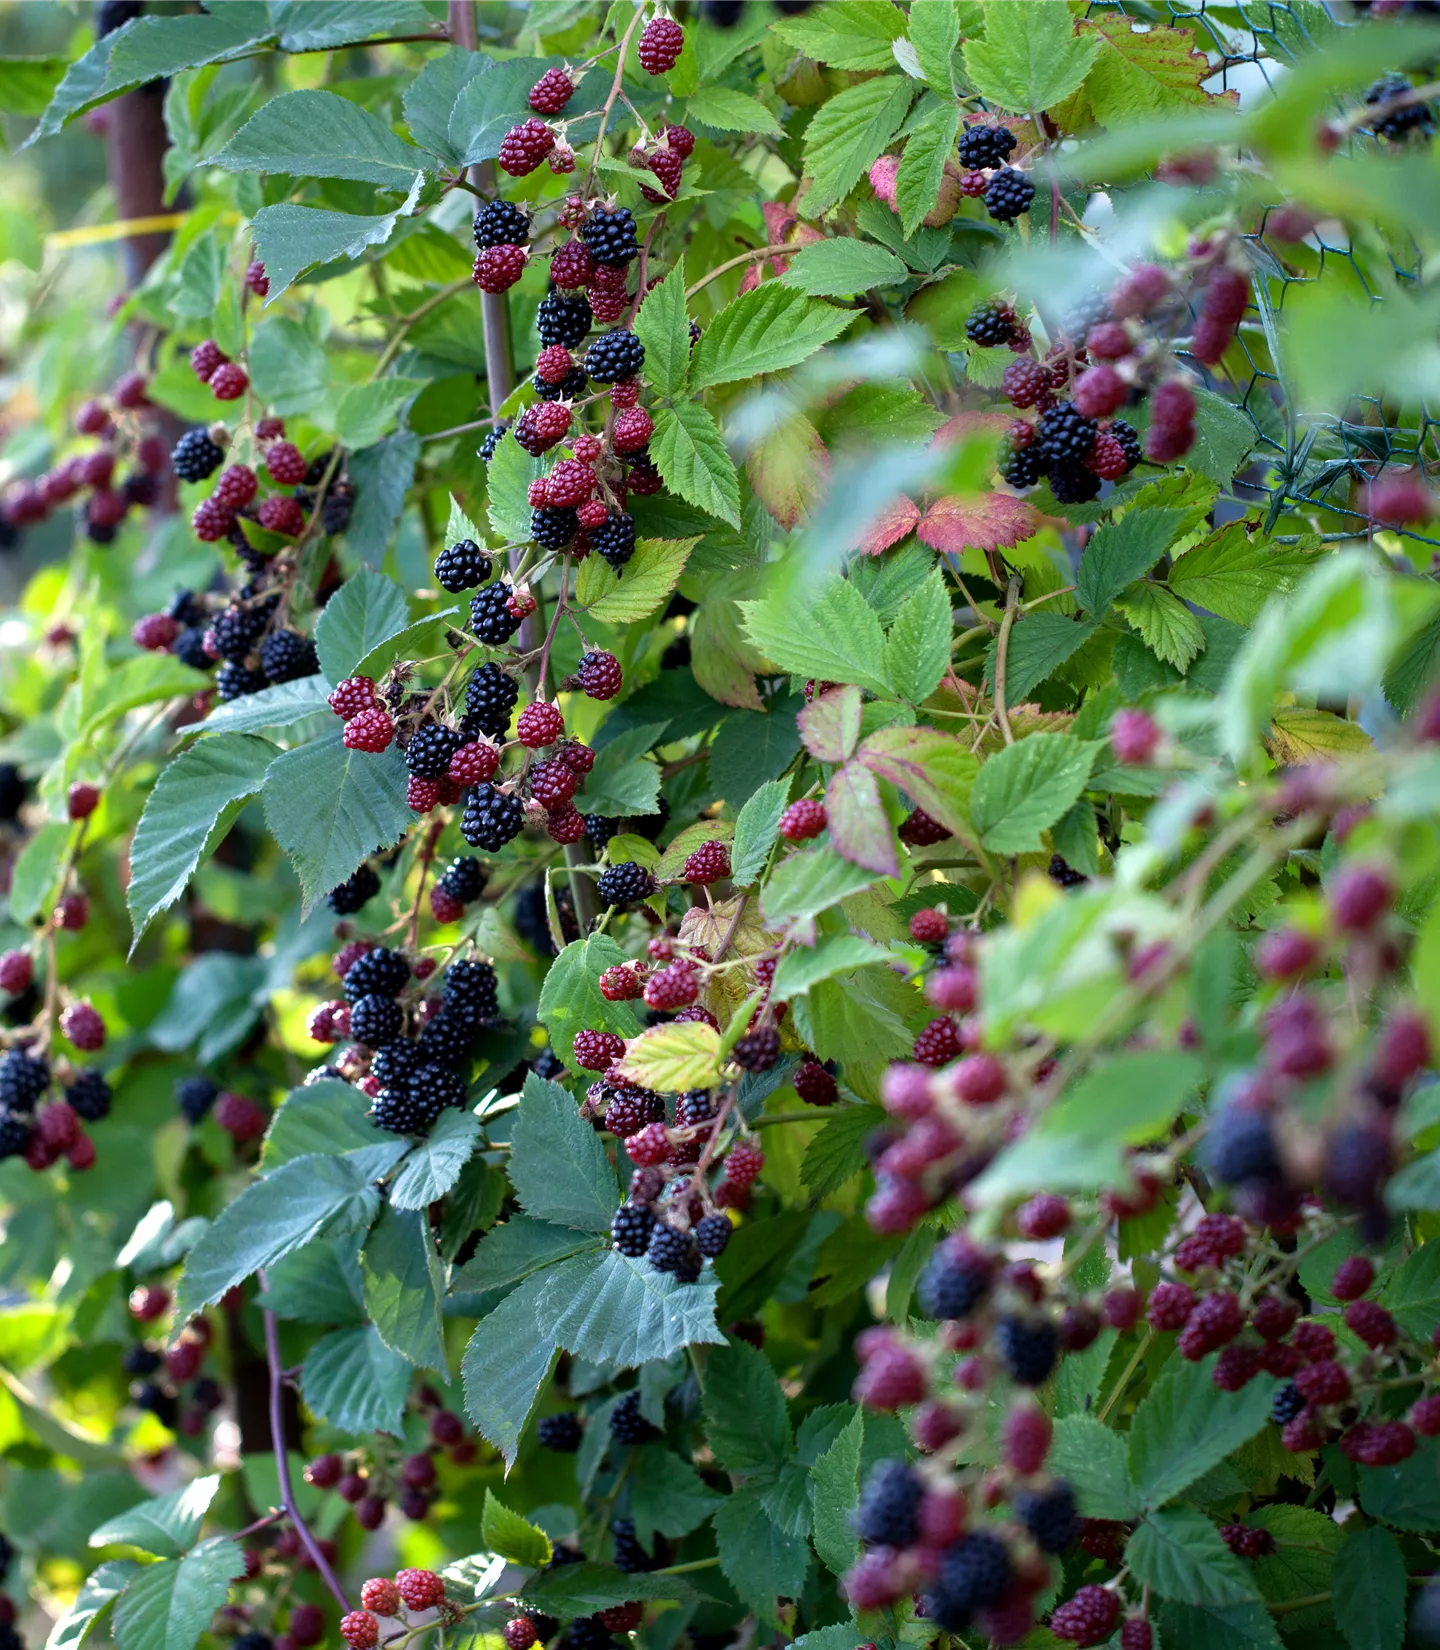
xmin=932 ymin=411 xmax=1013 ymax=448
xmin=852 ymin=493 xmax=922 ymax=556
xmin=856 ymin=725 xmax=979 ymax=844
xmin=746 ymin=413 xmax=829 ymax=530
xmin=918 ymin=493 xmax=1038 ymax=555
xmin=825 ymin=761 xmax=899 ymax=878
xmin=798 ymin=684 xmax=863 ymax=763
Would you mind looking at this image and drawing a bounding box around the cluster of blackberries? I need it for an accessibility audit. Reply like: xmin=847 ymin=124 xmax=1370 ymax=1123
xmin=328 ymin=863 xmax=381 ymax=915
xmin=132 ymin=581 xmax=320 ymax=703
xmin=1364 ymin=71 xmax=1436 ymax=141
xmin=308 ymin=1401 xmax=477 ymax=1537
xmin=122 ymin=1316 xmax=222 ymax=1436
xmin=0 ymin=1047 xmax=108 ymax=1171
xmin=428 ymin=855 xmax=487 ymax=924
xmin=1000 ymin=401 xmax=1142 ymax=503
xmin=953 ymin=121 xmax=1034 ymax=223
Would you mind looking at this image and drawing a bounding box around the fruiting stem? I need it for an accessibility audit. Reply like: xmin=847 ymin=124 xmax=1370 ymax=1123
xmin=1096 ymin=1327 xmax=1152 ymax=1422
xmin=684 ymin=243 xmax=800 ymax=299
xmin=582 ymin=6 xmax=649 ymax=199
xmin=653 ymin=1556 xmax=722 ymax=1575
xmin=993 ymin=574 xmax=1021 ymax=747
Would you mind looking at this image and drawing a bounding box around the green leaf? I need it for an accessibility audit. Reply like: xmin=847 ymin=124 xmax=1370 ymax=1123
xmin=461 ymin=1270 xmax=559 ymax=1468
xmin=508 ymin=1072 xmax=618 ymax=1234
xmin=730 ymin=777 xmax=791 ymax=886
xmin=650 ymin=403 xmax=742 ymax=529
xmin=576 ymin=537 xmax=698 ymax=624
xmin=451 ymin=1218 xmax=601 ymax=1296
xmin=1155 ymin=1600 xmax=1284 ymax=1650
xmin=780 ymin=238 xmax=909 ymax=298
xmin=615 ymin=1022 xmax=723 ymax=1093
xmin=801 ymin=1105 xmax=886 ymax=1201
xmin=1116 ymin=582 xmax=1207 ymax=672
xmin=702 ymin=1340 xmax=791 ymax=1473
xmin=1129 ymin=1356 xmax=1277 ymax=1511
xmin=449 ymin=57 xmax=579 ymax=168
xmin=8 ymin=821 xmax=72 ymax=926
xmin=1188 ymin=385 xmax=1257 ymax=487
xmin=333 ymin=377 xmax=424 ymax=449
xmin=576 ymin=724 xmax=664 ymax=817
xmin=0 ymin=56 xmax=67 ymax=120
xmin=90 ymin=1476 xmax=220 ymax=1559
xmin=127 ymin=734 xmax=275 ymax=946
xmin=739 ymin=577 xmax=890 ymax=696
xmin=1333 ymin=1525 xmax=1406 ymax=1650
xmin=1077 ymin=508 xmax=1190 ymax=616
xmin=684 ymin=85 xmax=783 ymax=139
xmin=538 ymin=1249 xmax=725 ymax=1367
xmin=313 ymin=569 xmax=411 ymax=684
xmin=149 ymin=953 xmax=266 ymax=1065
xmin=791 ymin=74 xmax=917 ymax=219
xmin=690 ymin=284 xmax=860 ymax=391
xmin=1128 ymin=1508 xmax=1260 ymax=1606
xmin=886 ymin=567 xmax=952 ymax=704
xmin=482 ymin=1490 xmax=553 ymax=1568
xmin=908 ymin=0 xmax=961 ymax=94
xmin=970 ymin=733 xmax=1099 ymax=854
xmin=44 ymin=1560 xmax=138 ymax=1650
xmin=810 ymin=1407 xmax=863 ymax=1575
xmin=360 ymin=1203 xmax=446 ymax=1371
xmin=247 ymin=315 xmax=329 ymax=416
xmin=216 ymin=88 xmax=425 ymax=188
xmin=262 ymin=729 xmax=413 ymax=914
xmin=895 ymin=100 xmax=960 ymax=238
xmin=633 ymin=257 xmax=690 ymax=399
xmin=987 ymin=613 xmax=1099 ymax=703
xmin=175 ymin=1145 xmax=403 ymax=1318
xmin=1043 ymin=1052 xmax=1203 ymax=1147
xmin=856 ymin=723 xmax=978 ymax=841
xmin=198 ymin=677 xmax=331 ymax=735
xmin=708 ymin=704 xmax=805 ymax=800
xmin=1380 ymin=1243 xmax=1440 ymax=1339
xmin=1169 ymin=524 xmax=1319 ymax=626
xmin=962 ymin=1 xmax=1101 ymax=112
xmin=773 ymin=1 xmax=906 ymax=70
xmin=520 ymin=1563 xmax=696 ymax=1619
xmin=389 ymin=1107 xmax=482 ymax=1211
xmin=713 ymin=1486 xmax=811 ymax=1617
xmin=261 ymin=1079 xmax=390 ymax=1168
xmin=487 ymin=429 xmax=545 ymax=544
xmin=760 ymin=846 xmax=880 ymax=944
xmin=300 ymin=1323 xmax=414 ymax=1436
xmin=112 ymin=1538 xmax=247 ymax=1650
xmin=270 ymin=3 xmax=436 ymax=51
xmin=404 ymin=46 xmax=490 ymax=162
xmin=1050 ymin=1417 xmax=1141 ymax=1519
xmin=537 ymin=935 xmax=643 ymax=1064
xmin=772 ymin=935 xmax=889 ymax=999
xmin=628 ymin=1446 xmax=723 ymax=1549
xmin=1357 ymin=1435 xmax=1440 ymax=1530
xmin=249 ymin=202 xmax=408 ymax=303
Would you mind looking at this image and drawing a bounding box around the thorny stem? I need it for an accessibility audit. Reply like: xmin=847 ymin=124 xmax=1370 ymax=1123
xmin=582 ymin=6 xmax=648 ymax=198
xmin=993 ymin=575 xmax=1021 ymax=747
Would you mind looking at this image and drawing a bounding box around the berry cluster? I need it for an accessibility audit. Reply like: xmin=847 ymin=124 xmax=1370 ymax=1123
xmin=121 ymin=1296 xmax=225 ymax=1436
xmin=307 ymin=1394 xmax=479 ymax=1537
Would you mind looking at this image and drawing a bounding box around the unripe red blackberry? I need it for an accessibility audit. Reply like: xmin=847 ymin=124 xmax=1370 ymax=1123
xmin=358 ymin=1579 xmax=399 ymax=1617
xmin=951 ymin=1052 xmax=1006 ymax=1104
xmin=1111 ymin=706 xmax=1160 ymax=764
xmin=328 ymin=676 xmax=377 ymax=718
xmin=515 ymin=401 xmax=571 ymax=455
xmin=1256 ymin=926 xmax=1322 ymax=980
xmin=1177 ymin=1291 xmax=1245 ymax=1359
xmin=777 ymin=797 xmax=825 ymax=842
xmin=215 ymin=1091 xmax=267 ymax=1142
xmin=289 ymin=1606 xmax=325 ymax=1647
xmin=1345 ymin=1299 xmax=1397 ymax=1348
xmin=497 ymin=117 xmax=556 ymax=176
xmin=909 ymin=907 xmax=948 ymax=943
xmin=192 ymin=496 xmax=234 ymax=541
xmin=899 ymin=805 xmax=950 ymax=845
xmin=214 ymin=464 xmax=257 ymax=509
xmin=65 ymin=780 xmax=100 ymax=822
xmin=246 ymin=259 xmax=270 ymax=297
xmin=643 ymin=960 xmax=699 ymax=1010
xmin=1147 ymin=1281 xmax=1196 ymax=1331
xmin=529 ymin=758 xmax=578 ymax=810
xmin=60 ymin=1001 xmax=106 ymax=1051
xmin=1411 ymin=1393 xmax=1440 ymax=1436
xmin=912 ymin=1017 xmax=960 ymax=1067
xmin=395 ymin=1569 xmax=445 ymax=1612
xmin=1073 ymin=365 xmax=1127 ymax=419
xmin=1331 ymin=1255 xmax=1375 ymax=1300
xmin=626 ymin=1121 xmax=669 ymax=1165
xmin=504 ymin=1620 xmax=538 ymax=1650
xmin=573 ymin=1029 xmax=626 ymax=1071
xmin=0 ymin=950 xmax=33 ymax=994
xmin=1002 ymin=1403 xmax=1051 ymax=1473
xmin=1329 ymin=862 xmax=1393 ymax=932
xmin=190 ymin=340 xmax=227 ymax=382
xmin=344 ymin=707 xmax=395 ymax=753
xmin=517 ymin=701 xmax=564 ymax=747
xmin=638 ymin=15 xmax=684 ymax=73
xmin=793 ymin=1059 xmax=837 ymax=1106
xmin=1051 ymin=1585 xmax=1119 ymax=1647
xmin=1148 ymin=377 xmax=1195 ymax=434
xmin=550 ymin=240 xmax=595 ymax=289
xmin=529 ymin=66 xmax=575 ymax=114
xmin=474 ymin=244 xmax=527 ymax=292
xmin=55 ymin=892 xmax=90 ymax=930
xmin=449 ymin=739 xmax=501 ymax=785
xmin=733 ymin=1027 xmax=780 ymax=1071
xmin=258 ymin=495 xmax=306 ymax=535
xmin=341 ymin=1613 xmax=379 ymax=1649
xmin=535 ymin=344 xmax=574 ymax=385
xmin=263 ymin=440 xmax=307 ymax=484
xmin=209 ymin=362 xmax=248 ymax=400
xmin=1375 ymin=1008 xmax=1431 ymax=1089
xmin=355 ymin=1494 xmax=387 ymax=1530
xmin=1294 ymin=1359 xmax=1349 ymax=1405
xmin=612 ymin=406 xmax=654 ymax=455
xmin=683 ymin=840 xmax=730 ymax=884
xmin=600 ymin=964 xmax=645 ymax=1002
xmin=1016 ymin=1193 xmax=1070 ymax=1240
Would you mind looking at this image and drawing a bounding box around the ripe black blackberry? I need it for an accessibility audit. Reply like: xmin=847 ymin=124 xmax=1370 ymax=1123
xmin=328 ymin=864 xmax=380 ymax=914
xmin=438 ymin=857 xmax=487 ymax=903
xmin=855 ymin=1459 xmax=921 ymax=1547
xmin=1048 ymin=853 xmax=1087 ymax=888
xmin=646 ymin=1220 xmax=695 ymax=1274
xmin=929 ymin=1530 xmax=1011 ymax=1628
xmin=349 ymin=993 xmax=406 ymax=1047
xmin=480 ymin=422 xmax=510 ymax=463
xmin=323 ymin=480 xmax=355 ymax=534
xmin=406 ymin=722 xmax=466 ymax=779
xmin=1206 ymin=1107 xmax=1280 ymax=1186
xmin=609 ymin=1392 xmax=658 ymax=1445
xmin=470 ymin=583 xmax=523 ymax=645
xmin=464 ymin=661 xmax=520 ymax=735
xmin=957 ymin=122 xmax=1016 ymax=170
xmin=343 ymin=947 xmax=411 ymax=1002
xmin=371 ymin=1041 xmax=422 ymax=1086
xmin=473 ymin=198 xmax=530 ymax=249
xmin=1049 ymin=461 xmax=1102 ymax=505
xmin=66 ymin=1070 xmax=112 ymax=1122
xmin=1036 ymin=400 xmax=1098 ymax=465
xmin=995 ymin=1315 xmax=1059 ymax=1385
xmin=444 ymin=959 xmax=500 ymax=1018
xmin=611 ymin=1202 xmax=655 ymax=1257
xmin=985 ymin=167 xmax=1035 ymax=223
xmin=217 ymin=661 xmax=267 ymax=701
xmin=175 ymin=1075 xmax=218 ymax=1122
xmin=1365 ymin=72 xmax=1437 ymax=141
xmin=917 ymin=1245 xmax=991 ymax=1319
xmin=597 ymin=860 xmax=656 ymax=906
xmin=533 ymin=1046 xmax=565 ymax=1080
xmin=585 ymin=814 xmax=620 ymax=849
xmin=435 ymin=539 xmax=492 ymax=593
xmin=592 ymin=511 xmax=636 ymax=569
xmin=461 ymin=783 xmax=525 ymax=851
xmin=0 ymin=1112 xmax=31 ymax=1159
xmin=259 ymin=629 xmax=319 ymax=683
xmin=581 ymin=206 xmax=640 ymax=267
xmin=611 ymin=1518 xmax=658 ymax=1574
xmin=536 ymin=291 xmax=593 ymax=349
xmin=1000 ymin=443 xmax=1043 ymax=490
xmin=404 ymin=1061 xmax=466 ymax=1114
xmin=418 ymin=1009 xmax=476 ymax=1065
xmin=562 ymin=1617 xmax=615 ymax=1650
xmin=694 ymin=1212 xmax=731 ymax=1257
xmin=167 ymin=589 xmax=207 ymax=628
xmin=174 ymin=627 xmax=214 ymax=671
xmin=1110 ymin=417 xmax=1143 ymax=469
xmin=533 ymin=366 xmax=589 ymax=402
xmin=134 ymin=1383 xmax=178 ymax=1426
xmin=531 ymin=506 xmax=578 ymax=549
xmin=965 ymin=300 xmax=1014 ymax=347
xmin=211 ymin=605 xmax=266 ymax=661
xmin=372 ymin=1086 xmax=436 ymax=1135
xmin=1271 ymin=1382 xmax=1306 ymax=1425
xmin=1014 ymin=1482 xmax=1079 ymax=1554
xmin=583 ymin=330 xmax=645 ymax=383
xmin=172 ymin=429 xmax=224 ymax=482
xmin=732 ymin=1026 xmax=780 ymax=1071
xmin=122 ymin=1344 xmax=163 ymax=1376
xmin=0 ymin=1051 xmax=48 ymax=1108
xmin=538 ymin=1411 xmax=583 ymax=1452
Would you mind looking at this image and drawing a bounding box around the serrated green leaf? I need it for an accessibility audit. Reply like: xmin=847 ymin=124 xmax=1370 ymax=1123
xmin=633 ymin=257 xmax=690 ymax=399
xmin=8 ymin=820 xmax=73 ymax=926
xmin=773 ymin=0 xmax=905 ymax=68
xmin=537 ymin=935 xmax=643 ymax=1064
xmin=461 ymin=1270 xmax=559 ymax=1468
xmin=1130 ymin=1356 xmax=1278 ymax=1510
xmin=856 ymin=722 xmax=978 ymax=841
xmin=809 ymin=1407 xmax=862 ymax=1575
xmin=1050 ymin=1416 xmax=1141 ymax=1519
xmin=907 ymin=0 xmax=961 ymax=94
xmin=360 ymin=1203 xmax=446 ymax=1371
xmin=44 ymin=1561 xmax=138 ymax=1650
xmin=1128 ymin=1508 xmax=1260 ymax=1605
xmin=713 ymin=1486 xmax=811 ymax=1616
xmin=1357 ymin=1435 xmax=1440 ymax=1529
xmin=112 ymin=1538 xmax=247 ymax=1650
xmin=482 ymin=1490 xmax=552 ymax=1568
xmin=508 ymin=1072 xmax=618 ymax=1234
xmin=760 ymin=846 xmax=880 ymax=944
xmin=1077 ymin=507 xmax=1190 ymax=616
xmin=90 ymin=1477 xmax=220 ymax=1558
xmin=970 ymin=733 xmax=1100 ymax=854
xmin=801 ymin=1104 xmax=886 ymax=1200
xmin=576 ymin=536 xmax=698 ymax=623
xmin=486 ymin=429 xmax=544 ymax=545
xmin=197 ymin=677 xmax=331 ymax=736
xmin=799 ymin=73 xmax=915 ymax=217
xmin=313 ymin=569 xmax=411 ymax=684
xmin=739 ymin=577 xmax=890 ymax=696
xmin=730 ymin=777 xmax=791 ymax=886
xmin=895 ymin=100 xmax=960 ymax=237
xmin=333 ymin=376 xmax=425 ymax=449
xmin=520 ymin=1563 xmax=695 ymax=1619
xmin=702 ymin=1340 xmax=791 ymax=1473
xmin=684 ymin=84 xmax=783 ymax=138
xmin=771 ymin=935 xmax=889 ymax=999
xmin=216 ymin=87 xmax=425 ymax=188
xmin=389 ymin=1107 xmax=482 ymax=1211
xmin=1333 ymin=1525 xmax=1406 ymax=1650
xmin=261 ymin=1079 xmax=390 ymax=1168
xmin=538 ymin=1249 xmax=725 ymax=1367
xmin=650 ymin=403 xmax=742 ymax=528
xmin=300 ymin=1323 xmax=414 ymax=1435
xmin=986 ymin=612 xmax=1099 ymax=703
xmin=1116 ymin=582 xmax=1207 ymax=671
xmin=615 ymin=1021 xmax=723 ymax=1092
xmin=780 ymin=238 xmax=909 ymax=297
xmin=451 ymin=1218 xmax=602 ymax=1296
xmin=249 ymin=202 xmax=407 ymax=303
xmin=690 ymin=283 xmax=860 ymax=390
xmin=885 ymin=567 xmax=952 ymax=703
xmin=1169 ymin=523 xmax=1320 ymax=625
xmin=962 ymin=1 xmax=1101 ymax=111
xmin=628 ymin=1446 xmax=723 ymax=1549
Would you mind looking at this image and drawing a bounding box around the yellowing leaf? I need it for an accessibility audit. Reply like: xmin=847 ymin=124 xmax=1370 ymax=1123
xmin=614 ymin=1021 xmax=724 ymax=1092
xmin=745 ymin=413 xmax=829 ymax=530
xmin=1265 ymin=707 xmax=1373 ymax=765
xmin=575 ymin=537 xmax=698 ymax=625
xmin=1072 ymin=17 xmax=1236 ymax=127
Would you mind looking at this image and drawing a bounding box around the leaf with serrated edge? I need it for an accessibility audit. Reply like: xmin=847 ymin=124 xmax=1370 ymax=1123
xmin=461 ymin=1270 xmax=559 ymax=1467
xmin=690 ymin=284 xmax=860 ymax=390
xmin=810 ymin=1409 xmax=862 ymax=1575
xmin=633 ymin=257 xmax=689 ymax=398
xmin=508 ymin=1071 xmax=618 ymax=1234
xmin=1129 ymin=1507 xmax=1260 ymax=1605
xmin=197 ymin=677 xmax=330 ymax=736
xmin=739 ymin=578 xmax=890 ymax=697
xmin=1129 ymin=1355 xmax=1277 ymax=1510
xmin=537 ymin=1249 xmax=725 ymax=1367
xmin=89 ymin=1476 xmax=221 ymax=1558
xmin=1076 ymin=507 xmax=1189 ymax=616
xmin=482 ymin=1491 xmax=552 ymax=1568
xmin=856 ymin=724 xmax=978 ymax=840
xmin=44 ymin=1561 xmax=138 ymax=1650
xmin=962 ymin=1 xmax=1100 ymax=112
xmin=970 ymin=733 xmax=1099 ymax=855
xmin=895 ymin=101 xmax=959 ymax=238
xmin=300 ymin=1324 xmax=413 ymax=1435
xmin=730 ymin=778 xmax=791 ymax=887
xmin=685 ymin=84 xmax=783 ymax=138
xmin=575 ymin=537 xmax=698 ymax=624
xmin=313 ymin=569 xmax=411 ymax=684
xmin=826 ymin=761 xmax=899 ymax=877
xmin=360 ymin=1203 xmax=446 ymax=1371
xmin=771 ymin=935 xmax=889 ymax=999
xmin=389 ymin=1108 xmax=482 ymax=1211
xmin=780 ymin=239 xmax=909 ymax=297
xmin=112 ymin=1539 xmax=246 ymax=1650
xmin=798 ymin=74 xmax=915 ymax=217
xmin=761 ymin=847 xmax=879 ymax=944
xmin=799 ymin=684 xmax=864 ymax=763
xmin=651 ymin=404 xmax=742 ymax=529
xmin=537 ymin=935 xmax=642 ymax=1064
xmin=215 ymin=88 xmax=424 ymax=188
xmin=1333 ymin=1525 xmax=1406 ymax=1650
xmin=886 ymin=568 xmax=952 ymax=704
xmin=614 ymin=1022 xmax=723 ymax=1092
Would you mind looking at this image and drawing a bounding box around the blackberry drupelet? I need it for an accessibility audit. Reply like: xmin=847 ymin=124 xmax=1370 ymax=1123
xmin=585 ymin=814 xmax=620 ymax=849
xmin=694 ymin=1212 xmax=731 ymax=1257
xmin=323 ymin=480 xmax=355 ymax=535
xmin=917 ymin=1246 xmax=991 ymax=1319
xmin=581 ymin=207 xmax=640 ymax=267
xmin=1049 ymin=853 xmax=1087 ymax=888
xmin=418 ymin=1010 xmax=476 ymax=1065
xmin=533 ymin=366 xmax=589 ymax=402
xmin=538 ymin=1411 xmax=583 ymax=1452
xmin=533 ymin=1047 xmax=565 ymax=1079
xmin=461 ymin=784 xmax=525 ymax=851
xmin=66 ymin=1070 xmax=112 ymax=1121
xmin=349 ymin=994 xmax=406 ymax=1047
xmin=562 ymin=1619 xmax=614 ymax=1650
xmin=343 ymin=947 xmax=411 ymax=1002
xmin=175 ymin=1075 xmax=218 ymax=1122
xmin=0 ymin=1051 xmax=49 ymax=1107
xmin=855 ymin=1459 xmax=922 ymax=1547
xmin=1000 ymin=444 xmax=1043 ymax=489
xmin=597 ymin=860 xmax=656 ymax=906
xmin=435 ymin=539 xmax=491 ymax=593
xmin=1365 ymin=72 xmax=1437 ymax=141
xmin=611 ymin=1203 xmax=655 ymax=1257
xmin=536 ymin=292 xmax=593 ymax=349
xmin=1049 ymin=461 xmax=1102 ymax=505
xmin=211 ymin=605 xmax=266 ymax=661
xmin=646 ymin=1221 xmax=696 ymax=1274
xmin=406 ymin=723 xmax=465 ymax=780
xmin=1036 ymin=401 xmax=1098 ymax=465
xmin=592 ymin=511 xmax=637 ymax=569
xmin=583 ymin=330 xmax=645 ymax=382
xmin=470 ymin=583 xmax=523 ymax=645
xmin=1015 ymin=1482 xmax=1079 ymax=1553
xmin=122 ymin=1345 xmax=163 ymax=1376
xmin=676 ymin=1089 xmax=721 ymax=1126
xmin=995 ymin=1315 xmax=1059 ymax=1385
xmin=328 ymin=864 xmax=380 ymax=914
xmin=480 ymin=422 xmax=510 ymax=463
xmin=172 ymin=429 xmax=224 ymax=482
xmin=438 ymin=857 xmax=487 ymax=903
xmin=217 ymin=661 xmax=267 ymax=702
xmin=965 ymin=300 xmax=1014 ymax=347
xmin=1206 ymin=1107 xmax=1280 ymax=1187
xmin=473 ymin=199 xmax=530 ymax=249
xmin=259 ymin=629 xmax=319 ymax=683
xmin=957 ymin=122 xmax=1016 ymax=170
xmin=531 ymin=506 xmax=579 ymax=549
xmin=609 ymin=1393 xmax=659 ymax=1446
xmin=604 ymin=1087 xmax=663 ymax=1136
xmin=985 ymin=167 xmax=1035 ymax=222
xmin=464 ymin=661 xmax=520 ymax=736
xmin=404 ymin=1062 xmax=466 ymax=1114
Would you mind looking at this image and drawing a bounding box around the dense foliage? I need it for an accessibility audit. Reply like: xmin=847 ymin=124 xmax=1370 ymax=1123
xmin=3 ymin=5 xmax=1440 ymax=1650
